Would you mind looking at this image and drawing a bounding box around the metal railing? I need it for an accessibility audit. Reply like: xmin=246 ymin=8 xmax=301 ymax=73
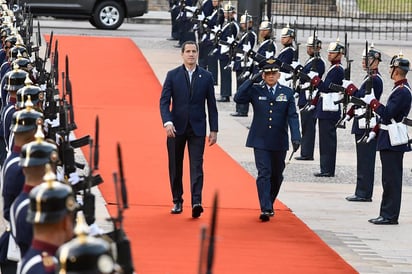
xmin=264 ymin=0 xmax=412 ymax=41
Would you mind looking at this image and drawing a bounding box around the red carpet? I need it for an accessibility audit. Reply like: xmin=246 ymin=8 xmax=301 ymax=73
xmin=53 ymin=35 xmax=357 ymax=273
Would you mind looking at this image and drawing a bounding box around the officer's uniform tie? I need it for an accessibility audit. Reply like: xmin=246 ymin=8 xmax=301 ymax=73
xmin=269 ymin=87 xmax=274 ymax=95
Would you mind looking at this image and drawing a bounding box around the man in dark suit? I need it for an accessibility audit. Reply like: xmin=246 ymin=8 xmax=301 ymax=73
xmin=160 ymin=41 xmax=218 ymax=218
xmin=234 ymin=59 xmax=301 ymax=222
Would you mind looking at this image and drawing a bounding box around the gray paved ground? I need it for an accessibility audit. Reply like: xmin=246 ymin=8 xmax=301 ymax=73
xmin=134 ymin=11 xmax=412 ymax=274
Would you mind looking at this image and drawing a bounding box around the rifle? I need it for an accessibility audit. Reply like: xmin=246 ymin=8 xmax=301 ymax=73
xmin=330 ymin=33 xmax=352 ymax=129
xmin=354 ymin=41 xmax=374 ymax=143
xmin=197 ymin=192 xmax=218 ymax=274
xmin=285 ymin=22 xmax=301 ymax=90
xmin=107 ymin=143 xmax=135 ymax=274
xmin=301 ymin=28 xmax=320 ymax=111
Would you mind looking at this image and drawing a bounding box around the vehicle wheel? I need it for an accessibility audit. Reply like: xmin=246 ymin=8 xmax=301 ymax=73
xmin=89 ymin=17 xmax=97 ymax=27
xmin=92 ymin=1 xmax=125 ymax=30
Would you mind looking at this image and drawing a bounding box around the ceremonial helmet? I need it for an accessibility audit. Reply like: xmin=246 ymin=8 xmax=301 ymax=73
xmin=362 ymin=45 xmax=382 ymax=61
xmin=240 ymin=11 xmax=253 ymax=24
xmin=281 ymin=24 xmax=295 ymax=38
xmin=16 ymin=84 xmax=44 ymax=109
xmin=11 ymin=98 xmax=43 ymax=133
xmin=327 ymin=39 xmax=345 ymax=53
xmin=12 ymin=57 xmax=32 ymax=71
xmin=259 ymin=16 xmax=272 ymax=31
xmin=26 ymin=165 xmax=76 ymax=224
xmin=390 ymin=53 xmax=410 ymax=72
xmin=306 ymin=36 xmax=322 ymax=48
xmin=10 ymin=44 xmax=29 ymax=60
xmin=56 ymin=212 xmax=117 ymax=274
xmin=0 ymin=25 xmax=11 ymax=38
xmin=20 ymin=125 xmax=58 ymax=167
xmin=223 ymin=1 xmax=235 ymax=13
xmin=4 ymin=35 xmax=17 ymax=48
xmin=3 ymin=67 xmax=27 ymax=91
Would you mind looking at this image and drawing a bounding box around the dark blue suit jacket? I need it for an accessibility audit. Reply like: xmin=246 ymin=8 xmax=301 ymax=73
xmin=234 ymin=79 xmax=301 ymax=151
xmin=160 ymin=64 xmax=218 ymax=136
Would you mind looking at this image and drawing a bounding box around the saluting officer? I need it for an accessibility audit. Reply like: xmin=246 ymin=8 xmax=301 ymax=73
xmin=10 ymin=124 xmax=58 ymax=258
xmin=17 ymin=165 xmax=77 ymax=274
xmin=341 ymin=45 xmax=383 ymax=202
xmin=307 ymin=39 xmax=345 ymax=177
xmin=295 ymin=35 xmax=326 ymax=161
xmin=361 ymin=54 xmax=411 ymax=225
xmin=55 ymin=212 xmax=120 ymax=274
xmin=234 ymin=59 xmax=301 ymax=222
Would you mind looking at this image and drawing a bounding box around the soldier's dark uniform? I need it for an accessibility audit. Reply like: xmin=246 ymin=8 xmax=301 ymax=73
xmin=308 ymin=40 xmax=345 ymax=177
xmin=177 ymin=0 xmax=197 ymax=47
xmin=10 ymin=126 xmax=58 ymax=258
xmin=198 ymin=0 xmax=224 ymax=85
xmin=295 ymin=36 xmax=326 ymax=161
xmin=344 ymin=46 xmax=383 ymax=201
xmin=215 ymin=3 xmax=238 ymax=102
xmin=277 ymin=26 xmax=296 ymax=72
xmin=169 ymin=0 xmax=181 ymax=40
xmin=365 ymin=55 xmax=411 ymax=225
xmin=17 ymin=168 xmax=77 ymax=274
xmin=0 ymin=105 xmax=43 ymax=274
xmin=1 ymin=69 xmax=28 ymax=153
xmin=231 ymin=12 xmax=257 ymax=116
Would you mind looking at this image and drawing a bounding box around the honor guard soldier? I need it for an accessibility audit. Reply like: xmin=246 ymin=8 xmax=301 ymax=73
xmin=306 ymin=39 xmax=345 ymax=177
xmin=341 ymin=44 xmax=383 ymax=202
xmin=277 ymin=24 xmax=296 ymax=69
xmin=215 ymin=2 xmax=238 ymax=102
xmin=234 ymin=59 xmax=301 ymax=221
xmin=55 ymin=212 xmax=120 ymax=274
xmin=0 ymin=34 xmax=17 ymax=66
xmin=0 ymin=101 xmax=42 ymax=274
xmin=295 ymin=35 xmax=326 ymax=161
xmin=10 ymin=124 xmax=58 ymax=259
xmin=0 ymin=68 xmax=28 ymax=159
xmin=17 ymin=165 xmax=77 ymax=274
xmin=360 ymin=53 xmax=411 ymax=225
xmin=1 ymin=43 xmax=29 ymax=79
xmin=198 ymin=0 xmax=224 ymax=85
xmin=257 ymin=16 xmax=277 ymax=60
xmin=231 ymin=11 xmax=257 ymax=117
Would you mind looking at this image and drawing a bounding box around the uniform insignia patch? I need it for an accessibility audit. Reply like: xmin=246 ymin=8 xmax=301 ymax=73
xmin=276 ymin=94 xmax=287 ymax=102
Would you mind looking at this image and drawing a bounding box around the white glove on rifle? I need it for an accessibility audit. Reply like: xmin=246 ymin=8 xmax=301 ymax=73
xmin=342 ymin=80 xmax=353 ymax=89
xmin=362 ymin=93 xmax=376 ymax=105
xmin=366 ymin=131 xmax=376 ymax=143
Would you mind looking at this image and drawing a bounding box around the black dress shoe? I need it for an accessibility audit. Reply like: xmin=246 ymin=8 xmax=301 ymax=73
xmin=170 ymin=202 xmax=183 ymax=214
xmin=345 ymin=194 xmax=372 ymax=202
xmin=259 ymin=211 xmax=272 ymax=222
xmin=294 ymin=156 xmax=314 ymax=161
xmin=173 ymin=44 xmax=182 ymax=48
xmin=314 ymin=172 xmax=334 ymax=177
xmin=166 ymin=37 xmax=178 ymax=41
xmin=217 ymin=97 xmax=230 ymax=102
xmin=368 ymin=216 xmax=398 ymax=225
xmin=230 ymin=112 xmax=248 ymax=117
xmin=192 ymin=204 xmax=204 ymax=218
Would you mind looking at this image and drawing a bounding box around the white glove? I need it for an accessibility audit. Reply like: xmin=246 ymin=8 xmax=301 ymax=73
xmin=362 ymin=93 xmax=376 ymax=105
xmin=68 ymin=172 xmax=80 ymax=185
xmin=293 ymin=93 xmax=299 ymax=99
xmin=307 ymin=71 xmax=319 ymax=79
xmin=305 ymin=104 xmax=315 ymax=111
xmin=342 ymin=80 xmax=354 ymax=89
xmin=291 ymin=61 xmax=300 ymax=69
xmin=343 ymin=114 xmax=351 ymax=122
xmin=299 ymin=82 xmax=311 ymax=90
xmin=366 ymin=131 xmax=376 ymax=143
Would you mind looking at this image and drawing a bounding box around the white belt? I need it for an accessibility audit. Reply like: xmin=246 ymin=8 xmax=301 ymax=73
xmin=380 ymin=124 xmax=389 ymax=130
